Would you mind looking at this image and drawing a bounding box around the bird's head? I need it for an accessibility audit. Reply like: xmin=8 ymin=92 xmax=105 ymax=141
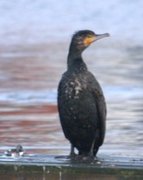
xmin=70 ymin=30 xmax=110 ymax=53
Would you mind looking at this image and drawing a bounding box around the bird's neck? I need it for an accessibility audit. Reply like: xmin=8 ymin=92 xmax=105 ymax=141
xmin=67 ymin=46 xmax=87 ymax=72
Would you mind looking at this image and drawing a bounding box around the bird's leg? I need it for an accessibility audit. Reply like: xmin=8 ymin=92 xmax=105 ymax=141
xmin=88 ymin=139 xmax=96 ymax=158
xmin=69 ymin=144 xmax=76 ymax=157
xmin=93 ymin=146 xmax=99 ymax=156
xmin=90 ymin=130 xmax=100 ymax=157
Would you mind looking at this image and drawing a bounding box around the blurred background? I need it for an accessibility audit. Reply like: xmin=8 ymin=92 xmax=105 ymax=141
xmin=0 ymin=0 xmax=143 ymax=157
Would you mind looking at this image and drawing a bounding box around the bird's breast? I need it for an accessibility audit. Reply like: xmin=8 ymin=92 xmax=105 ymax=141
xmin=64 ymin=78 xmax=85 ymax=100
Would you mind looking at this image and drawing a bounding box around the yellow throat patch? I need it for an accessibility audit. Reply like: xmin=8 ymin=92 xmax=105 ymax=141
xmin=83 ymin=36 xmax=96 ymax=46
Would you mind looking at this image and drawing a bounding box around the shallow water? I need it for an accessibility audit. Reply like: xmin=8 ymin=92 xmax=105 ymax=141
xmin=0 ymin=0 xmax=143 ymax=170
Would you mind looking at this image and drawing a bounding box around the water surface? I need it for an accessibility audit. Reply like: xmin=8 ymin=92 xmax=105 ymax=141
xmin=0 ymin=0 xmax=143 ymax=161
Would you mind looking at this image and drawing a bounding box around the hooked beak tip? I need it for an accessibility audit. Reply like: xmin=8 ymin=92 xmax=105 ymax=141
xmin=95 ymin=33 xmax=110 ymax=41
xmin=105 ymin=33 xmax=110 ymax=37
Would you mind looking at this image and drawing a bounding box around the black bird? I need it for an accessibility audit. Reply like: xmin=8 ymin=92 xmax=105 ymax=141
xmin=58 ymin=30 xmax=109 ymax=158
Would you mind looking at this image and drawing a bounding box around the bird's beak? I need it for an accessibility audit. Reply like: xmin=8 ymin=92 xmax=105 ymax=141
xmin=83 ymin=33 xmax=110 ymax=46
xmin=95 ymin=33 xmax=110 ymax=41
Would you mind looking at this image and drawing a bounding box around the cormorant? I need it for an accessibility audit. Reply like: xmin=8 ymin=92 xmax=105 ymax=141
xmin=58 ymin=30 xmax=109 ymax=158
